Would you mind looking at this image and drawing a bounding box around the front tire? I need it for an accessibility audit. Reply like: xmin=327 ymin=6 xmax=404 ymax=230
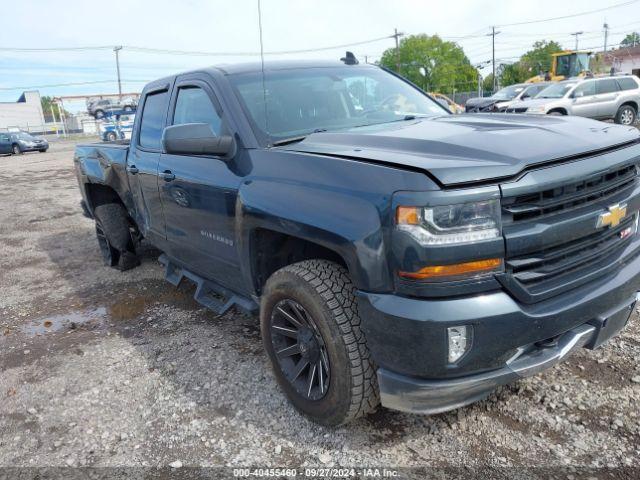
xmin=615 ymin=105 xmax=637 ymax=125
xmin=94 ymin=110 xmax=105 ymax=119
xmin=260 ymin=260 xmax=379 ymax=426
xmin=93 ymin=203 xmax=139 ymax=271
xmin=106 ymin=132 xmax=117 ymax=142
xmin=12 ymin=144 xmax=22 ymax=155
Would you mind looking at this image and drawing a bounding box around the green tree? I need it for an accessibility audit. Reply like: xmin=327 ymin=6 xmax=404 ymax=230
xmin=379 ymin=34 xmax=478 ymax=94
xmin=40 ymin=96 xmax=69 ymax=121
xmin=482 ymin=74 xmax=494 ymax=91
xmin=620 ymin=32 xmax=640 ymax=47
xmin=498 ymin=40 xmax=563 ymax=86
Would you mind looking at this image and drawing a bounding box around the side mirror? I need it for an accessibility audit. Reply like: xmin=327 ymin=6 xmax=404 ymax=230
xmin=162 ymin=123 xmax=234 ymax=157
xmin=521 ymin=93 xmax=530 ymax=100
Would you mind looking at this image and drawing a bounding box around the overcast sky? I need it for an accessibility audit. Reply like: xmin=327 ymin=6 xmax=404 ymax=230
xmin=1 ymin=0 xmax=638 ymax=109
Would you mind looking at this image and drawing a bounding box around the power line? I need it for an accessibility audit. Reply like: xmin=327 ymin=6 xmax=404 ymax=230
xmin=496 ymin=0 xmax=639 ymax=27
xmin=0 ymin=79 xmax=148 ymax=91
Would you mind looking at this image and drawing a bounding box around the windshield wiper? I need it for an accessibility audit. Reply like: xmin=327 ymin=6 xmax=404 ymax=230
xmin=271 ymin=128 xmax=327 ymax=147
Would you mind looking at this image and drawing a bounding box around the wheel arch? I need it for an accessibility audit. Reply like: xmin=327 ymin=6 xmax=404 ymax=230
xmin=548 ymin=108 xmax=567 ymax=115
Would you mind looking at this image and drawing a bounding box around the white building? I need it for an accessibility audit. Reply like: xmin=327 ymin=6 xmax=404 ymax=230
xmin=0 ymin=91 xmax=47 ymax=132
xmin=603 ymin=45 xmax=640 ymax=77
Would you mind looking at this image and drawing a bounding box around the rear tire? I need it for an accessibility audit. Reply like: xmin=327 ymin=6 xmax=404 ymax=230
xmin=615 ymin=105 xmax=636 ymax=125
xmin=106 ymin=132 xmax=117 ymax=142
xmin=93 ymin=203 xmax=139 ymax=271
xmin=260 ymin=260 xmax=379 ymax=426
xmin=94 ymin=110 xmax=105 ymax=119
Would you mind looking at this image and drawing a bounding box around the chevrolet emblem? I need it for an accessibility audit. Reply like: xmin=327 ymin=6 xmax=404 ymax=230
xmin=597 ymin=203 xmax=627 ymax=229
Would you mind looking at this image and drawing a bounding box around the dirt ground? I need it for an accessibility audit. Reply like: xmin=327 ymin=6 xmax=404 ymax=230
xmin=1 ymin=140 xmax=639 ymax=476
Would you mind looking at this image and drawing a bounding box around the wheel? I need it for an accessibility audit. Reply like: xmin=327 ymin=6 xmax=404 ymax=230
xmin=106 ymin=132 xmax=117 ymax=142
xmin=94 ymin=110 xmax=105 ymax=119
xmin=615 ymin=105 xmax=637 ymax=125
xmin=548 ymin=111 xmax=564 ymax=116
xmin=39 ymin=149 xmax=47 ymax=153
xmin=123 ymin=105 xmax=133 ymax=112
xmin=93 ymin=203 xmax=140 ymax=271
xmin=11 ymin=144 xmax=22 ymax=155
xmin=260 ymin=260 xmax=379 ymax=426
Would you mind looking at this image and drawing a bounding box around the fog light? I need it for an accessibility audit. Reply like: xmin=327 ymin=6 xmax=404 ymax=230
xmin=447 ymin=326 xmax=470 ymax=363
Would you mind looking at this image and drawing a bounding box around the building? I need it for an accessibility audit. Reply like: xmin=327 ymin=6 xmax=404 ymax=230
xmin=0 ymin=91 xmax=46 ymax=132
xmin=602 ymin=45 xmax=640 ymax=77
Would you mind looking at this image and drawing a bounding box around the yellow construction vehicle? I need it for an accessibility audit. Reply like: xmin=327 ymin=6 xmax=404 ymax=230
xmin=526 ymin=51 xmax=592 ymax=83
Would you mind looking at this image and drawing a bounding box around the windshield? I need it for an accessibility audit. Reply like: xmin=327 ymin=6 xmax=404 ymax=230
xmin=491 ymin=85 xmax=525 ymax=100
xmin=535 ymin=82 xmax=577 ymax=99
xmin=229 ymin=66 xmax=447 ymax=143
xmin=17 ymin=132 xmax=36 ymax=140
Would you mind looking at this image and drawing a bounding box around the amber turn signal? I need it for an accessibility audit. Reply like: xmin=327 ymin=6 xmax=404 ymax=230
xmin=398 ymin=258 xmax=503 ymax=280
xmin=396 ymin=206 xmax=419 ymax=225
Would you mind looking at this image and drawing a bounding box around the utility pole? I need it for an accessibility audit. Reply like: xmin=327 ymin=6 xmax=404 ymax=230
xmin=570 ymin=31 xmax=584 ymax=51
xmin=114 ymin=46 xmax=123 ymax=99
xmin=603 ymin=23 xmax=609 ymax=54
xmin=392 ymin=28 xmax=404 ymax=73
xmin=487 ymin=27 xmax=500 ymax=92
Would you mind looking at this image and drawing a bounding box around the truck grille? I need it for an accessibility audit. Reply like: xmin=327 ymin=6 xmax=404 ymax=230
xmin=500 ymin=162 xmax=639 ymax=303
xmin=502 ymin=164 xmax=637 ymax=223
xmin=504 ymin=215 xmax=636 ymax=300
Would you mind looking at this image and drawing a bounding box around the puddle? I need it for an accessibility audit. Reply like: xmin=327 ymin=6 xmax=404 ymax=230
xmin=20 ymin=307 xmax=107 ymax=337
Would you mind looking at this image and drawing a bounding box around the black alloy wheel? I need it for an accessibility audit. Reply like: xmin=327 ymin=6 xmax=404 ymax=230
xmin=269 ymin=298 xmax=330 ymax=400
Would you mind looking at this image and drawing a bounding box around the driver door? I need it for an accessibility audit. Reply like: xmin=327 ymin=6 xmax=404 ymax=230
xmin=0 ymin=133 xmax=11 ymax=154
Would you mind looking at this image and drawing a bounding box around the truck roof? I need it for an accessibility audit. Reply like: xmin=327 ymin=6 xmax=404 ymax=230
xmin=208 ymin=59 xmax=379 ymax=75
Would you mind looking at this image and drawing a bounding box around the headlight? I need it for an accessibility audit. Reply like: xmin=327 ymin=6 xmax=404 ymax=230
xmin=396 ymin=199 xmax=501 ymax=245
xmin=395 ymin=199 xmax=503 ymax=281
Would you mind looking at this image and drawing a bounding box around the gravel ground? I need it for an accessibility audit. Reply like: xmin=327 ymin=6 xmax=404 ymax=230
xmin=1 ymin=140 xmax=639 ymax=476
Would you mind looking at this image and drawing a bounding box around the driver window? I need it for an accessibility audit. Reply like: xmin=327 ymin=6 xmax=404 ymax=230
xmin=173 ymin=86 xmax=223 ymax=135
xmin=573 ymin=82 xmax=595 ymax=97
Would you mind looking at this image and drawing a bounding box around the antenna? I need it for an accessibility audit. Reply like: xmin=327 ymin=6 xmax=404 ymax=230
xmin=257 ymin=0 xmax=270 ymax=145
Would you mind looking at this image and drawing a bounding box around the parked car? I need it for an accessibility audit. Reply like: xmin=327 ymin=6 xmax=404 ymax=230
xmin=0 ymin=132 xmax=13 ymax=155
xmin=99 ymin=115 xmax=136 ymax=142
xmin=506 ymin=75 xmax=640 ymax=124
xmin=74 ymin=59 xmax=640 ymax=426
xmin=88 ymin=97 xmax=137 ymax=119
xmin=429 ymin=92 xmax=464 ymax=114
xmin=8 ymin=131 xmax=49 ymax=154
xmin=465 ymin=82 xmax=552 ymax=112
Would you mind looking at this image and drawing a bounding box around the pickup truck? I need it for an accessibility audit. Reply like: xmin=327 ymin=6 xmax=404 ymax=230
xmin=74 ymin=59 xmax=640 ymax=426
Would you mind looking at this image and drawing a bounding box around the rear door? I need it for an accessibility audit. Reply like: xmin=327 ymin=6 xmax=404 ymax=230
xmin=0 ymin=133 xmax=11 ymax=154
xmin=126 ymin=84 xmax=171 ymax=243
xmin=569 ymin=80 xmax=598 ymax=118
xmin=157 ymin=75 xmax=245 ymax=291
xmin=595 ymin=78 xmax=621 ymax=118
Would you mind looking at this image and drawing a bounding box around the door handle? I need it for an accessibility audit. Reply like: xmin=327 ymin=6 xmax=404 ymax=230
xmin=160 ymin=170 xmax=175 ymax=182
xmin=126 ymin=165 xmax=139 ymax=174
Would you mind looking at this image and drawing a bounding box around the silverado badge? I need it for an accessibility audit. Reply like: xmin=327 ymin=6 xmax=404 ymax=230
xmin=597 ymin=203 xmax=627 ymax=229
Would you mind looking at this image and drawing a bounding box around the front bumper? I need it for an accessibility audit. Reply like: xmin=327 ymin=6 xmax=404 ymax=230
xmin=357 ymin=248 xmax=640 ymax=414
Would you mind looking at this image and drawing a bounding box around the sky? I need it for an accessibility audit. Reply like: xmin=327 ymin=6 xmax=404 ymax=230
xmin=1 ymin=0 xmax=639 ymax=111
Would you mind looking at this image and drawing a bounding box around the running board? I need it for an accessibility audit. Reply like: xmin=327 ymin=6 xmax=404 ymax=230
xmin=158 ymin=254 xmax=258 ymax=316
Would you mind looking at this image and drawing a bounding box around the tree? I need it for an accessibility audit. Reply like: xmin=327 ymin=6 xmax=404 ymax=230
xmin=40 ymin=96 xmax=69 ymax=121
xmin=498 ymin=40 xmax=563 ymax=86
xmin=379 ymin=34 xmax=478 ymax=94
xmin=621 ymin=32 xmax=640 ymax=47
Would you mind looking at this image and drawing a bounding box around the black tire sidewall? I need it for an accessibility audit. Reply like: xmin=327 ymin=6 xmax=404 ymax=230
xmin=261 ymin=270 xmax=354 ymax=425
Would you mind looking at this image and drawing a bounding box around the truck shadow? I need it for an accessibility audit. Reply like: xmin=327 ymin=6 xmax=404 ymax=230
xmin=29 ymin=228 xmax=527 ymax=455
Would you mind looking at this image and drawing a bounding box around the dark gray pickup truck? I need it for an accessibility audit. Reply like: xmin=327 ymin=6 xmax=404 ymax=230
xmin=74 ymin=59 xmax=640 ymax=426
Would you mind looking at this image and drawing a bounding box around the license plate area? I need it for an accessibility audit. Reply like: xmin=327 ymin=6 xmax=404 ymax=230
xmin=585 ymin=300 xmax=635 ymax=349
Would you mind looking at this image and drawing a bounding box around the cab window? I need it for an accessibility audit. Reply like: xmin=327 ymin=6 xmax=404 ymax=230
xmin=173 ymin=86 xmax=223 ymax=135
xmin=572 ymin=81 xmax=595 ymax=97
xmin=138 ymin=90 xmax=169 ymax=150
xmin=596 ymin=79 xmax=620 ymax=94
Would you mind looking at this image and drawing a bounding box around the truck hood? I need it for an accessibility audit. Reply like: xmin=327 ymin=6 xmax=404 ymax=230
xmin=517 ymin=98 xmax=560 ymax=109
xmin=280 ymin=114 xmax=640 ymax=186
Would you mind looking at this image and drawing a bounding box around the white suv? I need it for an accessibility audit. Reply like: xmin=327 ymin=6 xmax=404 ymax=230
xmin=506 ymin=75 xmax=640 ymax=125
